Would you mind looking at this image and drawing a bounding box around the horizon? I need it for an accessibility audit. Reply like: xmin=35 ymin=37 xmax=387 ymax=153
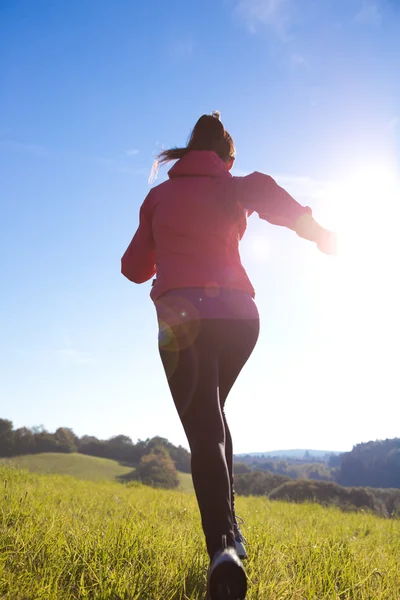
xmin=1 ymin=0 xmax=399 ymax=454
xmin=1 ymin=414 xmax=378 ymax=455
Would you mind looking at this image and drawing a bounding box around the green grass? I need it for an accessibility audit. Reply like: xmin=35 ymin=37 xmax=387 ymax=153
xmin=0 ymin=453 xmax=133 ymax=482
xmin=0 ymin=454 xmax=194 ymax=491
xmin=1 ymin=465 xmax=399 ymax=600
xmin=177 ymin=472 xmax=194 ymax=493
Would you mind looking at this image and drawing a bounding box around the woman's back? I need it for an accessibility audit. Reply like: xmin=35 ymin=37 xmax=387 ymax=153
xmin=147 ymin=151 xmax=252 ymax=300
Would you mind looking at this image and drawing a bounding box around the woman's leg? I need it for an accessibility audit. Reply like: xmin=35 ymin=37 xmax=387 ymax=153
xmin=159 ymin=318 xmax=259 ymax=558
xmin=159 ymin=319 xmax=234 ymax=558
xmin=218 ymin=319 xmax=260 ymax=517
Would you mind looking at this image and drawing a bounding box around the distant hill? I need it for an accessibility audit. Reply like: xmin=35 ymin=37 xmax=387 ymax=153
xmin=235 ymin=449 xmax=343 ymax=459
xmin=0 ymin=453 xmax=193 ymax=490
xmin=0 ymin=452 xmax=133 ymax=481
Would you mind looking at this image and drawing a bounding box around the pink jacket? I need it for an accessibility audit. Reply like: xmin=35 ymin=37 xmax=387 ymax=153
xmin=121 ymin=151 xmax=311 ymax=300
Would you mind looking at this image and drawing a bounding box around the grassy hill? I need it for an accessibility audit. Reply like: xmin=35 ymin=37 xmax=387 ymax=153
xmin=1 ymin=464 xmax=399 ymax=599
xmin=0 ymin=452 xmax=193 ymax=491
xmin=0 ymin=453 xmax=133 ymax=481
xmin=176 ymin=470 xmax=194 ymax=492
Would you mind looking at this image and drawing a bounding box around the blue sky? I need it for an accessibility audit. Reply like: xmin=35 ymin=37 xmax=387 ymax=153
xmin=1 ymin=0 xmax=399 ymax=453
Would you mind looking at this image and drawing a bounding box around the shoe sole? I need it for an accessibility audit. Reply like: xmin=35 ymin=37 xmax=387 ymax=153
xmin=208 ymin=561 xmax=247 ymax=600
xmin=235 ymin=539 xmax=247 ymax=560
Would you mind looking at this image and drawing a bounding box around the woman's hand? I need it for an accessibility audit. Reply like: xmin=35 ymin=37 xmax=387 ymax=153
xmin=317 ymin=229 xmax=337 ymax=255
xmin=295 ymin=214 xmax=337 ymax=255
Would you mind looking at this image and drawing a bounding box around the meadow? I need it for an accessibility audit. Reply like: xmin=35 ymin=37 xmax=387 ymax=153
xmin=0 ymin=453 xmax=193 ymax=492
xmin=1 ymin=458 xmax=399 ymax=599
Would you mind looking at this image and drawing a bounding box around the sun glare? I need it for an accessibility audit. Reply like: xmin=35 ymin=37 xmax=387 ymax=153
xmin=335 ymin=164 xmax=399 ymax=258
xmin=249 ymin=236 xmax=271 ymax=261
xmin=314 ymin=163 xmax=400 ymax=400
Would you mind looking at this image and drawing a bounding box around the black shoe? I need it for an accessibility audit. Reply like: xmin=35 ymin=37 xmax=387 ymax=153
xmin=233 ymin=516 xmax=247 ymax=560
xmin=207 ymin=535 xmax=247 ymax=600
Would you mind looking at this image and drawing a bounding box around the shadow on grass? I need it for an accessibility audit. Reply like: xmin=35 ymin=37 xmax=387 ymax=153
xmin=116 ymin=469 xmax=138 ymax=483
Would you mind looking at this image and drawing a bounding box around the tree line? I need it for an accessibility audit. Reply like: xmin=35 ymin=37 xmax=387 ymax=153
xmin=0 ymin=419 xmax=190 ymax=489
xmin=338 ymin=438 xmax=400 ymax=488
xmin=234 ymin=458 xmax=336 ymax=482
xmin=1 ymin=418 xmax=399 ymax=493
xmin=232 ymin=470 xmax=400 ymax=518
xmin=235 ymin=438 xmax=400 ymax=490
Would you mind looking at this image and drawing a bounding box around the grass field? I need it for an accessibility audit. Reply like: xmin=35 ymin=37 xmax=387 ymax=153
xmin=177 ymin=472 xmax=194 ymax=493
xmin=1 ymin=465 xmax=399 ymax=599
xmin=0 ymin=453 xmax=133 ymax=482
xmin=0 ymin=453 xmax=193 ymax=492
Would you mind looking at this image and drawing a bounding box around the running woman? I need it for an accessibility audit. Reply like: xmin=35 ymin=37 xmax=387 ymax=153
xmin=121 ymin=112 xmax=336 ymax=600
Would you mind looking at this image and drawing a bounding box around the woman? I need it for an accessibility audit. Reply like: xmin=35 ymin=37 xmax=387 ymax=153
xmin=121 ymin=112 xmax=336 ymax=600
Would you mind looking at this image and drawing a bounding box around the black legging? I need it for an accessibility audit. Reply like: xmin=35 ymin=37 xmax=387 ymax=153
xmin=158 ymin=318 xmax=260 ymax=558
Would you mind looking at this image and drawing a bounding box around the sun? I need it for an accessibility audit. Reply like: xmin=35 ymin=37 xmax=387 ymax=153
xmin=334 ymin=164 xmax=399 ymax=262
xmin=314 ymin=162 xmax=400 ymax=394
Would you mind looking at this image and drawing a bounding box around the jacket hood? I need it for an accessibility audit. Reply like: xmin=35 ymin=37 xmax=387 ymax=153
xmin=168 ymin=151 xmax=232 ymax=179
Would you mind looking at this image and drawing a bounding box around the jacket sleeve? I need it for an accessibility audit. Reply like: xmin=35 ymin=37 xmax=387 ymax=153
xmin=233 ymin=172 xmax=312 ymax=231
xmin=121 ymin=195 xmax=156 ymax=284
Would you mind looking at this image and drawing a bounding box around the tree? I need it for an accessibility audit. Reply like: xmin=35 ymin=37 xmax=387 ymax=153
xmin=106 ymin=435 xmax=134 ymax=462
xmin=269 ymin=480 xmax=387 ymax=517
xmin=328 ymin=453 xmax=341 ymax=468
xmin=234 ymin=471 xmax=290 ymax=496
xmin=257 ymin=460 xmax=275 ymax=473
xmin=386 ymin=448 xmax=400 ymax=488
xmin=78 ymin=435 xmax=107 ymax=458
xmin=233 ymin=462 xmax=251 ymax=474
xmin=54 ymin=428 xmax=78 ymax=453
xmin=168 ymin=444 xmax=191 ymax=473
xmin=13 ymin=427 xmax=36 ymax=455
xmin=135 ymin=448 xmax=179 ymax=489
xmin=0 ymin=419 xmax=14 ymax=457
xmin=128 ymin=437 xmax=191 ymax=472
xmin=34 ymin=429 xmax=60 ymax=453
xmin=338 ymin=438 xmax=400 ymax=488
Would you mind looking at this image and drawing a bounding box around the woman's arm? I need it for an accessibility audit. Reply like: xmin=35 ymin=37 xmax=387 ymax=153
xmin=234 ymin=172 xmax=336 ymax=254
xmin=121 ymin=196 xmax=156 ymax=283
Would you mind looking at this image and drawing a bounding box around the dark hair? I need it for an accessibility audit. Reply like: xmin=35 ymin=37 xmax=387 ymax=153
xmin=151 ymin=111 xmax=243 ymax=222
xmin=155 ymin=111 xmax=235 ymax=170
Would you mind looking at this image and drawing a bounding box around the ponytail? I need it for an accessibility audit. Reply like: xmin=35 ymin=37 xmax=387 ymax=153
xmin=150 ymin=111 xmax=235 ymax=182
